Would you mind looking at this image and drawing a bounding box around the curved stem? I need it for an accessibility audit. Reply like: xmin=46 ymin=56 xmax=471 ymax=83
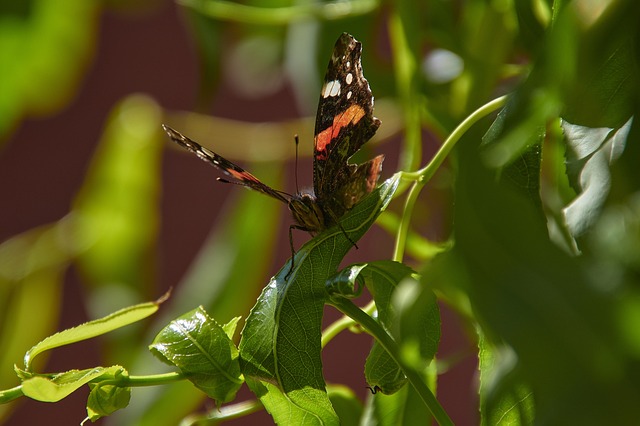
xmin=0 ymin=385 xmax=24 ymax=404
xmin=321 ymin=315 xmax=355 ymax=348
xmin=393 ymin=180 xmax=424 ymax=262
xmin=123 ymin=372 xmax=185 ymax=387
xmin=403 ymin=95 xmax=508 ymax=182
xmin=321 ymin=299 xmax=378 ymax=347
xmin=182 ymin=399 xmax=263 ymax=425
xmin=394 ymin=95 xmax=508 ymax=263
xmin=95 ymin=371 xmax=185 ymax=388
xmin=328 ymin=297 xmax=453 ymax=426
xmin=179 ymin=0 xmax=379 ymax=24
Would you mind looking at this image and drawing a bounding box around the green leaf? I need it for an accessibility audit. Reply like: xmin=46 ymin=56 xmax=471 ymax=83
xmin=325 ymin=260 xmax=440 ymax=397
xmin=239 ymin=174 xmax=399 ymax=425
xmin=86 ymin=381 xmax=132 ymax=422
xmin=444 ymin=114 xmax=640 ymax=423
xmin=369 ymin=264 xmax=439 ymax=394
xmin=561 ymin=117 xmax=632 ymax=237
xmin=359 ymin=261 xmax=415 ymax=395
xmin=20 ymin=366 xmax=126 ymax=403
xmin=364 ymin=342 xmax=406 ymax=396
xmin=117 ymin=164 xmax=285 ymax=426
xmin=562 ymin=2 xmax=638 ymax=128
xmin=481 ymin=100 xmax=544 ymax=210
xmin=149 ymin=307 xmax=242 ymax=403
xmin=324 ymin=264 xmax=368 ymax=299
xmin=478 ymin=334 xmax=534 ymax=426
xmin=361 ymin=374 xmax=437 ymax=426
xmin=326 ymin=384 xmax=363 ymax=426
xmin=24 ymin=299 xmax=162 ymax=370
xmin=245 ymin=378 xmax=338 ymax=426
xmin=392 ymin=277 xmax=440 ymax=371
xmin=222 ymin=316 xmax=242 ymax=341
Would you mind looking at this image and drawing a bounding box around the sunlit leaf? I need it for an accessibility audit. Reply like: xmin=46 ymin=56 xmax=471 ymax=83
xmin=561 ymin=117 xmax=632 ymax=237
xmin=239 ymin=175 xmax=399 ymax=425
xmin=360 ymin=261 xmax=415 ymax=395
xmin=24 ymin=298 xmax=163 ymax=370
xmin=360 ymin=378 xmax=436 ymax=426
xmin=86 ymin=381 xmax=131 ymax=422
xmin=114 ymin=164 xmax=284 ymax=426
xmin=149 ymin=307 xmax=242 ymax=403
xmin=394 ymin=281 xmax=440 ymax=378
xmin=20 ymin=366 xmax=126 ymax=403
xmin=478 ymin=335 xmax=534 ymax=426
xmin=326 ymin=385 xmax=362 ymax=426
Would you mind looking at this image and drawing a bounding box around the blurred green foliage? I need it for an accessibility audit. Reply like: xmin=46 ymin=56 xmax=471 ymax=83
xmin=0 ymin=0 xmax=98 ymax=139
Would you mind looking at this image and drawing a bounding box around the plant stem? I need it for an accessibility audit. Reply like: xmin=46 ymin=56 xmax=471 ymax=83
xmin=328 ymin=297 xmax=454 ymax=426
xmin=393 ymin=179 xmax=424 ymax=262
xmin=127 ymin=372 xmax=185 ymax=386
xmin=181 ymin=399 xmax=262 ymax=425
xmin=394 ymin=95 xmax=508 ymax=262
xmin=179 ymin=0 xmax=379 ymax=24
xmin=101 ymin=371 xmax=185 ymax=388
xmin=322 ymin=299 xmax=378 ymax=347
xmin=404 ymin=95 xmax=508 ymax=182
xmin=0 ymin=385 xmax=24 ymax=404
xmin=321 ymin=315 xmax=355 ymax=348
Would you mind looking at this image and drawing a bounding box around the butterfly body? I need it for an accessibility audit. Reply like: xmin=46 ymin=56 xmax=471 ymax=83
xmin=163 ymin=33 xmax=382 ymax=256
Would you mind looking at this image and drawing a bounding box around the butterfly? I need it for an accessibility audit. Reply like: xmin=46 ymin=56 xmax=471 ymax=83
xmin=163 ymin=33 xmax=383 ymax=273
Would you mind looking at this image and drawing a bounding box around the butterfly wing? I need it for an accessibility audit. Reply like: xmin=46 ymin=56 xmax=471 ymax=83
xmin=312 ymin=33 xmax=382 ymax=219
xmin=163 ymin=125 xmax=290 ymax=204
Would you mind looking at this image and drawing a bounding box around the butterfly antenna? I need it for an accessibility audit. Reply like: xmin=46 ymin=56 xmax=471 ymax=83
xmin=294 ymin=134 xmax=301 ymax=194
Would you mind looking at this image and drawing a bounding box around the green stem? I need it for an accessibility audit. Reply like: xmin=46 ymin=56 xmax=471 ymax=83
xmin=0 ymin=385 xmax=24 ymax=404
xmin=182 ymin=399 xmax=262 ymax=425
xmin=388 ymin=0 xmax=423 ymax=174
xmin=393 ymin=180 xmax=424 ymax=262
xmin=179 ymin=0 xmax=379 ymax=25
xmin=126 ymin=372 xmax=185 ymax=386
xmin=404 ymin=95 xmax=508 ymax=182
xmin=0 ymin=372 xmax=185 ymax=405
xmin=393 ymin=95 xmax=508 ymax=262
xmin=97 ymin=371 xmax=185 ymax=388
xmin=321 ymin=299 xmax=378 ymax=347
xmin=328 ymin=297 xmax=454 ymax=426
xmin=321 ymin=315 xmax=355 ymax=348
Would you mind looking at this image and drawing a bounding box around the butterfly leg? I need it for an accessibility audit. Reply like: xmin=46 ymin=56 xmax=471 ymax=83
xmin=285 ymin=224 xmax=314 ymax=279
xmin=324 ymin=208 xmax=359 ymax=250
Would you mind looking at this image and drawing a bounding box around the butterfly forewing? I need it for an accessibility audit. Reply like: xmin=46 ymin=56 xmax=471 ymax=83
xmin=162 ymin=124 xmax=289 ymax=204
xmin=312 ymin=33 xmax=382 ymax=211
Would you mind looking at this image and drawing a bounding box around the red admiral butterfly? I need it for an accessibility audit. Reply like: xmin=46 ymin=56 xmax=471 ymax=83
xmin=163 ymin=33 xmax=383 ymax=268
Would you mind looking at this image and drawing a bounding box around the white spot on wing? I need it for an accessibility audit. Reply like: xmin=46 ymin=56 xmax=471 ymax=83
xmin=322 ymin=80 xmax=341 ymax=98
xmin=347 ymin=91 xmax=352 ymax=100
xmin=346 ymin=73 xmax=353 ymax=85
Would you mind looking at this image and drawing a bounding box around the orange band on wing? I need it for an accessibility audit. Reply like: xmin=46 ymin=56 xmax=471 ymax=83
xmin=228 ymin=168 xmax=260 ymax=183
xmin=315 ymin=104 xmax=366 ymax=159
